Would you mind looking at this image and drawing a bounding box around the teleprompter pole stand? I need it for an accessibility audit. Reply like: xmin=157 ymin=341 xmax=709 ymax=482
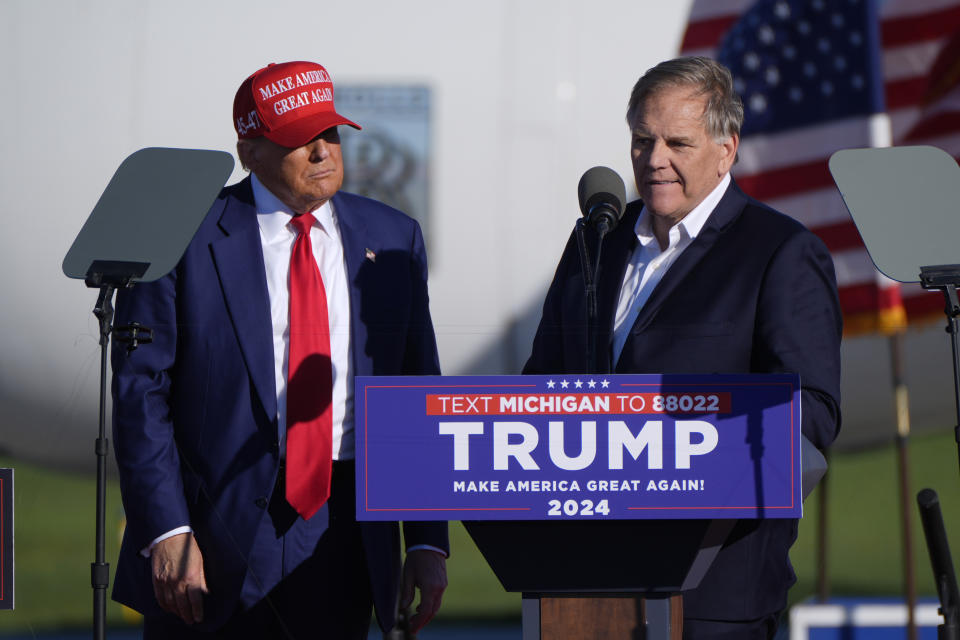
xmin=919 ymin=265 xmax=960 ymax=479
xmin=60 ymin=146 xmax=234 ymax=639
xmin=85 ymin=260 xmax=151 ymax=640
xmin=918 ymin=265 xmax=960 ymax=640
xmin=826 ymin=146 xmax=960 ymax=640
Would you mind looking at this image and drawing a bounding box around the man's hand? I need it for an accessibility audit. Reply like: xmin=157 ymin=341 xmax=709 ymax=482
xmin=150 ymin=532 xmax=209 ymax=625
xmin=398 ymin=549 xmax=447 ymax=633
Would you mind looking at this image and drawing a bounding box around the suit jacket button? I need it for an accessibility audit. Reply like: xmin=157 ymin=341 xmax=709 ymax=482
xmin=254 ymin=497 xmax=268 ymax=508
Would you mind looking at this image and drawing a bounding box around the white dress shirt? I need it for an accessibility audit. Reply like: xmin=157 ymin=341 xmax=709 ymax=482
xmin=252 ymin=174 xmax=355 ymax=461
xmin=611 ymin=173 xmax=730 ymax=364
xmin=255 ymin=176 xmax=444 ymax=556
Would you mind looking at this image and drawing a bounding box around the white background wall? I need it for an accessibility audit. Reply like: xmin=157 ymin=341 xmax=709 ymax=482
xmin=0 ymin=0 xmax=689 ymax=466
xmin=0 ymin=0 xmax=952 ymax=467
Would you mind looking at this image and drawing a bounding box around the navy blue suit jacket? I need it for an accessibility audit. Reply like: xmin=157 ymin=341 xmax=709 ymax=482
xmin=111 ymin=177 xmax=448 ymax=631
xmin=524 ymin=179 xmax=842 ymax=619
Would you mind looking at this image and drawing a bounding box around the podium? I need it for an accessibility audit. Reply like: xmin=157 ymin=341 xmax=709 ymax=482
xmin=465 ymin=519 xmax=734 ymax=639
xmin=354 ymin=373 xmax=805 ymax=639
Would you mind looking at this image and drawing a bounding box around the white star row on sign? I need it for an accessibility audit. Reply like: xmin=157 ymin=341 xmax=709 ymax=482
xmin=545 ymin=379 xmax=611 ymax=390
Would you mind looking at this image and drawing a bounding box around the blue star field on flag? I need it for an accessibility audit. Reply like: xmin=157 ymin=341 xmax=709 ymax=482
xmin=716 ymin=0 xmax=887 ymax=136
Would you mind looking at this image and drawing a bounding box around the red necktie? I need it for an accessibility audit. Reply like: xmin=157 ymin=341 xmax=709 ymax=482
xmin=285 ymin=212 xmax=333 ymax=519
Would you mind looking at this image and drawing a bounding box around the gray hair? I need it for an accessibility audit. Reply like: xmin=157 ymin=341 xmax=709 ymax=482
xmin=626 ymin=56 xmax=743 ymax=141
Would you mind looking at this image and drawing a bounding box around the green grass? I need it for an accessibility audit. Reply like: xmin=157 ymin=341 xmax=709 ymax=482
xmin=790 ymin=429 xmax=960 ymax=604
xmin=2 ymin=431 xmax=960 ymax=630
xmin=0 ymin=456 xmax=128 ymax=632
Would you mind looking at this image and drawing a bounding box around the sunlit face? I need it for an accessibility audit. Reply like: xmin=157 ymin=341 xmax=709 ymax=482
xmin=630 ymin=85 xmax=738 ymax=233
xmin=238 ymin=127 xmax=344 ymax=214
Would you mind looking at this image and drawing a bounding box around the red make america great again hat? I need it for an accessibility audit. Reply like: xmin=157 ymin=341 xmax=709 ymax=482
xmin=233 ymin=61 xmax=361 ymax=148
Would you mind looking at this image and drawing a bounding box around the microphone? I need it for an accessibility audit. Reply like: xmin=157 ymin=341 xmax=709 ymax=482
xmin=917 ymin=488 xmax=960 ymax=634
xmin=578 ymin=166 xmax=626 ymax=236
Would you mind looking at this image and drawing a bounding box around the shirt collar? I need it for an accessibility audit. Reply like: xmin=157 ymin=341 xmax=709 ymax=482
xmin=634 ymin=172 xmax=731 ymax=248
xmin=251 ymin=173 xmax=336 ymax=241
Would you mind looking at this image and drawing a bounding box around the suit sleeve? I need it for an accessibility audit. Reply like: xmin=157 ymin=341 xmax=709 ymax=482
xmin=111 ymin=270 xmax=191 ymax=552
xmin=400 ymin=220 xmax=449 ymax=555
xmin=754 ymin=229 xmax=843 ymax=449
xmin=400 ymin=220 xmax=441 ymax=378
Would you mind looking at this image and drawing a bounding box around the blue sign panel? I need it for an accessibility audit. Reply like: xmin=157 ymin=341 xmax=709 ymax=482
xmin=355 ymin=374 xmax=801 ymax=521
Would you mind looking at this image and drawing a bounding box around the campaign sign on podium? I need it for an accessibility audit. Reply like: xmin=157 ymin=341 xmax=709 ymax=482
xmin=355 ymin=374 xmax=801 ymax=521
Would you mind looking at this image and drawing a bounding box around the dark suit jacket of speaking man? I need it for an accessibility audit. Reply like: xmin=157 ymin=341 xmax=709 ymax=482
xmin=524 ymin=178 xmax=842 ymax=620
xmin=110 ymin=177 xmax=448 ymax=632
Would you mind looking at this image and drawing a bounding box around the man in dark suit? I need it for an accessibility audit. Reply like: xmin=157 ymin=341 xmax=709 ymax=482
xmin=524 ymin=56 xmax=842 ymax=638
xmin=111 ymin=60 xmax=448 ymax=639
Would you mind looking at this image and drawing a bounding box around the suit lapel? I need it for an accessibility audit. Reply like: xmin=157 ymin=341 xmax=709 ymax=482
xmin=209 ymin=179 xmax=278 ymax=422
xmin=629 ymin=180 xmax=747 ymax=333
xmin=331 ymin=193 xmax=372 ymax=377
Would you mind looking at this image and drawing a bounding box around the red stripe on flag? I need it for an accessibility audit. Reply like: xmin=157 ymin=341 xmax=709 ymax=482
xmin=885 ymin=76 xmax=930 ymax=110
xmin=904 ymin=289 xmax=946 ymax=320
xmin=839 ymin=282 xmax=904 ymax=315
xmin=903 ymin=111 xmax=960 ymax=140
xmin=881 ymin=6 xmax=960 ymax=47
xmin=734 ymin=158 xmax=833 ymax=201
xmin=680 ymin=15 xmax=739 ymax=52
xmin=811 ymin=221 xmax=864 ymax=253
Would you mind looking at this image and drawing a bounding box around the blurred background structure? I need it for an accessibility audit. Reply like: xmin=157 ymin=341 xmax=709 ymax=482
xmin=3 ymin=0 xmax=960 ymax=635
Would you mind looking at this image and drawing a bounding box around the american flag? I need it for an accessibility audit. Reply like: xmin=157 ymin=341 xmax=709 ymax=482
xmin=680 ymin=0 xmax=960 ymax=334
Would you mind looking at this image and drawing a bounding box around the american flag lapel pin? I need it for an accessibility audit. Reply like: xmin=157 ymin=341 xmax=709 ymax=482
xmin=365 ymin=248 xmax=376 ymax=262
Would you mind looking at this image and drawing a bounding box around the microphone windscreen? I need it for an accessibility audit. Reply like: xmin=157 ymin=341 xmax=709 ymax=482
xmin=578 ymin=166 xmax=626 ymax=220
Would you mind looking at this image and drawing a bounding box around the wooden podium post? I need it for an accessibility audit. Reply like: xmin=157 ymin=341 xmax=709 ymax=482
xmin=521 ymin=594 xmax=683 ymax=640
xmin=466 ymin=520 xmax=733 ymax=640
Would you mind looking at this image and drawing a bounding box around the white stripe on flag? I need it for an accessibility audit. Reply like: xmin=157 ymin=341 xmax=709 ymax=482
xmin=687 ymin=0 xmax=751 ymax=22
xmin=736 ymin=116 xmax=885 ymax=175
xmin=883 ymin=41 xmax=945 ymax=82
xmin=764 ymin=189 xmax=853 ymax=231
xmin=881 ymin=0 xmax=960 ymax=20
xmin=831 ymin=248 xmax=897 ymax=288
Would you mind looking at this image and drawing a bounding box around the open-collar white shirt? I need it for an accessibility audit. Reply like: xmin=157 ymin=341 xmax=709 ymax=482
xmin=611 ymin=173 xmax=730 ymax=363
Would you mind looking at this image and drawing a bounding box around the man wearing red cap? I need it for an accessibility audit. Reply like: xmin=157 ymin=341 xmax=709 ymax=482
xmin=111 ymin=61 xmax=448 ymax=638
